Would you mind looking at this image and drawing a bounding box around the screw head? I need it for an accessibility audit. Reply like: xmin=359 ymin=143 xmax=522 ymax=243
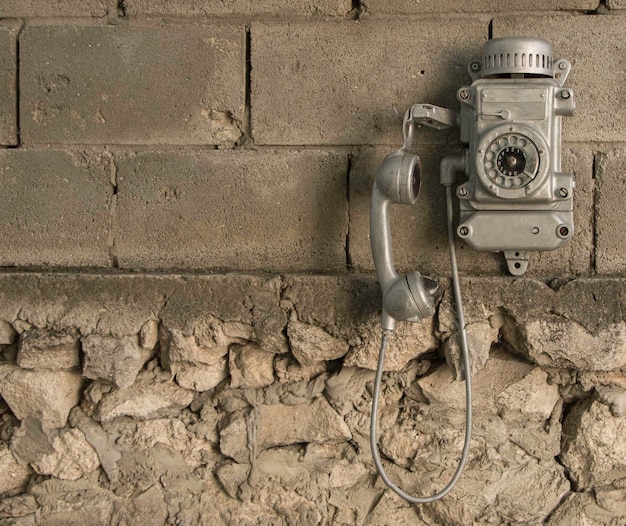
xmin=459 ymin=89 xmax=470 ymax=100
xmin=458 ymin=225 xmax=470 ymax=237
xmin=560 ymin=90 xmax=571 ymax=100
xmin=558 ymin=62 xmax=567 ymax=70
xmin=457 ymin=187 xmax=469 ymax=197
xmin=558 ymin=187 xmax=569 ymax=198
xmin=470 ymin=61 xmax=480 ymax=71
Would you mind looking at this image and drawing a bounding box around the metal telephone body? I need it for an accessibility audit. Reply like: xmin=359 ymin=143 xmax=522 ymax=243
xmin=455 ymin=37 xmax=576 ymax=274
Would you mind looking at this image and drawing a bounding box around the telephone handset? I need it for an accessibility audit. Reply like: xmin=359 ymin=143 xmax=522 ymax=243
xmin=369 ymin=37 xmax=575 ymax=503
xmin=370 ymin=118 xmax=442 ymax=332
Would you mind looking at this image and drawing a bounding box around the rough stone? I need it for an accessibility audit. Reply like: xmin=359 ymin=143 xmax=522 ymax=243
xmin=546 ymin=491 xmax=626 ymax=526
xmin=229 ymin=343 xmax=275 ymax=389
xmin=172 ymin=360 xmax=229 ymax=392
xmin=493 ymin=16 xmax=626 ymax=143
xmin=82 ymin=334 xmax=152 ymax=389
xmin=125 ymin=0 xmax=351 ymax=16
xmin=0 ymin=150 xmax=112 ymax=267
xmin=0 ymin=443 xmax=32 ymax=496
xmin=115 ymin=150 xmax=348 ymax=272
xmin=252 ymin=19 xmax=486 ymax=145
xmin=21 ymin=25 xmax=245 ymax=146
xmin=561 ymin=398 xmax=626 ymax=490
xmin=0 ymin=365 xmax=83 ymax=429
xmin=112 ymin=484 xmax=168 ymax=526
xmin=495 ymin=367 xmax=561 ymax=423
xmin=255 ymin=397 xmax=352 ymax=450
xmin=503 ymin=315 xmax=626 ymax=371
xmin=69 ymin=407 xmax=121 ymax=483
xmin=418 ymin=348 xmax=534 ymax=414
xmin=596 ymin=386 xmax=626 ymax=417
xmin=138 ymin=320 xmax=159 ymax=350
xmin=443 ymin=320 xmax=498 ymax=379
xmin=17 ymin=328 xmax=80 ymax=370
xmin=345 ymin=317 xmax=438 ymax=371
xmin=0 ymin=321 xmax=17 ymax=345
xmin=98 ymin=372 xmax=193 ymax=422
xmin=287 ymin=321 xmax=349 ymax=366
xmin=0 ymin=494 xmax=38 ymax=519
xmin=28 ymin=428 xmax=99 ymax=481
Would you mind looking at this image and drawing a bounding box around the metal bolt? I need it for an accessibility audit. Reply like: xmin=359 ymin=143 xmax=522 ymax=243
xmin=559 ymin=226 xmax=570 ymax=237
xmin=558 ymin=187 xmax=569 ymax=198
xmin=558 ymin=62 xmax=567 ymax=70
xmin=459 ymin=89 xmax=470 ymax=100
xmin=459 ymin=226 xmax=470 ymax=236
xmin=470 ymin=61 xmax=480 ymax=71
xmin=458 ymin=187 xmax=469 ymax=197
xmin=560 ymin=90 xmax=571 ymax=100
xmin=531 ymin=227 xmax=540 ymax=235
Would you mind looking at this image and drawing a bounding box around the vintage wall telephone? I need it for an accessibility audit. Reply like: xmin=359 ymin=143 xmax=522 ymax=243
xmin=370 ymin=37 xmax=575 ymax=503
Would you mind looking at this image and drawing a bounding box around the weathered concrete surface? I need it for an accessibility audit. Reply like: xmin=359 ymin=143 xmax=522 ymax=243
xmin=0 ymin=21 xmax=18 ymax=146
xmin=596 ymin=149 xmax=626 ymax=274
xmin=115 ymin=150 xmax=348 ymax=272
xmin=125 ymin=0 xmax=352 ymax=16
xmin=493 ymin=15 xmax=626 ymax=143
xmin=0 ymin=0 xmax=114 ymax=17
xmin=0 ymin=149 xmax=112 ymax=267
xmin=20 ymin=24 xmax=245 ymax=146
xmin=363 ymin=0 xmax=598 ymax=12
xmin=251 ymin=19 xmax=487 ymax=145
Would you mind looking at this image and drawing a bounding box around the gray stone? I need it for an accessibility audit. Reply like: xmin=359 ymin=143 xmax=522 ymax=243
xmin=98 ymin=373 xmax=193 ymax=422
xmin=21 ymin=25 xmax=245 ymax=146
xmin=112 ymin=484 xmax=168 ymax=526
xmin=215 ymin=461 xmax=250 ymax=499
xmin=443 ymin=320 xmax=498 ymax=379
xmin=0 ymin=364 xmax=83 ymax=429
xmin=115 ymin=150 xmax=348 ymax=272
xmin=493 ymin=16 xmax=626 ymax=143
xmin=17 ymin=328 xmax=80 ymax=370
xmin=0 ymin=443 xmax=32 ymax=496
xmin=0 ymin=150 xmax=111 ymax=267
xmin=125 ymin=0 xmax=351 ymax=16
xmin=82 ymin=335 xmax=152 ymax=389
xmin=561 ymin=398 xmax=626 ymax=490
xmin=287 ymin=321 xmax=349 ymax=366
xmin=229 ymin=343 xmax=275 ymax=389
xmin=252 ymin=19 xmax=486 ymax=145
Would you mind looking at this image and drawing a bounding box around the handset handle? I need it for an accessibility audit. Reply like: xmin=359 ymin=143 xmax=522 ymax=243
xmin=370 ymin=147 xmax=440 ymax=331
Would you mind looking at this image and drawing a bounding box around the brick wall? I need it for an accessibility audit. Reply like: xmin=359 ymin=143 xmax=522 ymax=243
xmin=1 ymin=2 xmax=626 ymax=525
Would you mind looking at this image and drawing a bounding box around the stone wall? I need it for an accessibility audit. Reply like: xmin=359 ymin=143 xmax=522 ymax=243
xmin=0 ymin=1 xmax=625 ymax=525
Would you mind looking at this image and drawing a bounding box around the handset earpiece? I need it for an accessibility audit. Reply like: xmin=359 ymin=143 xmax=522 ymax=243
xmin=370 ymin=143 xmax=441 ymax=331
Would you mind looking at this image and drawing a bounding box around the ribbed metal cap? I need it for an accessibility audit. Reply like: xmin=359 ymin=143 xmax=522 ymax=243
xmin=481 ymin=37 xmax=554 ymax=78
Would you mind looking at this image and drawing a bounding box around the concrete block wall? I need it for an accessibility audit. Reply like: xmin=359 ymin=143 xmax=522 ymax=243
xmin=1 ymin=2 xmax=626 ymax=525
xmin=0 ymin=0 xmax=624 ymax=276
